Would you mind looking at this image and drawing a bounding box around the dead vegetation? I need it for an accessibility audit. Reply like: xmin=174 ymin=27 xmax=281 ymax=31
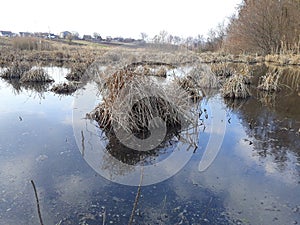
xmin=222 ymin=73 xmax=251 ymax=99
xmin=258 ymin=68 xmax=281 ymax=92
xmin=51 ymin=82 xmax=78 ymax=94
xmin=0 ymin=61 xmax=31 ymax=79
xmin=20 ymin=67 xmax=54 ymax=83
xmin=87 ymin=63 xmax=195 ymax=135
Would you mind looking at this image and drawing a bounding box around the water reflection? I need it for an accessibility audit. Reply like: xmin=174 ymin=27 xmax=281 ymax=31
xmin=0 ymin=63 xmax=299 ymax=224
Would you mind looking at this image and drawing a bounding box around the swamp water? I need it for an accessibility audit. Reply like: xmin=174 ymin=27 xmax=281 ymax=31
xmin=0 ymin=64 xmax=299 ymax=225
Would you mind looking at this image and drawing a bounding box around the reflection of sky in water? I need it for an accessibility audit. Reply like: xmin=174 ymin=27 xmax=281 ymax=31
xmin=0 ymin=68 xmax=299 ymax=224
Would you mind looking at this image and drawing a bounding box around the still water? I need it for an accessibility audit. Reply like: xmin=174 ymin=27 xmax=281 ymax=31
xmin=0 ymin=64 xmax=299 ymax=225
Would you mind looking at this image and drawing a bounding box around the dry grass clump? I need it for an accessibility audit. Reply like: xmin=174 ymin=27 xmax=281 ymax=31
xmin=211 ymin=62 xmax=235 ymax=78
xmin=65 ymin=62 xmax=90 ymax=81
xmin=175 ymin=64 xmax=219 ymax=100
xmin=20 ymin=67 xmax=54 ymax=83
xmin=222 ymin=73 xmax=251 ymax=99
xmin=258 ymin=68 xmax=281 ymax=92
xmin=51 ymin=82 xmax=78 ymax=94
xmin=131 ymin=64 xmax=169 ymax=78
xmin=0 ymin=61 xmax=31 ymax=79
xmin=87 ymin=67 xmax=193 ymax=133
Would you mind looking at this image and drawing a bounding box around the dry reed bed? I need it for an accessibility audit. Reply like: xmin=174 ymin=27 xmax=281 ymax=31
xmin=0 ymin=61 xmax=31 ymax=79
xmin=258 ymin=68 xmax=281 ymax=92
xmin=87 ymin=64 xmax=195 ymax=134
xmin=222 ymin=74 xmax=251 ymax=99
xmin=20 ymin=67 xmax=54 ymax=83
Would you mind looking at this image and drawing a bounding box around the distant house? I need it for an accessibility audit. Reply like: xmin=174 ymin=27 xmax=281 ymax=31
xmin=19 ymin=32 xmax=32 ymax=37
xmin=0 ymin=31 xmax=13 ymax=37
xmin=123 ymin=38 xmax=135 ymax=43
xmin=106 ymin=36 xmax=112 ymax=42
xmin=59 ymin=31 xmax=72 ymax=39
xmin=82 ymin=35 xmax=92 ymax=40
xmin=48 ymin=33 xmax=58 ymax=39
xmin=34 ymin=32 xmax=49 ymax=38
xmin=113 ymin=37 xmax=124 ymax=42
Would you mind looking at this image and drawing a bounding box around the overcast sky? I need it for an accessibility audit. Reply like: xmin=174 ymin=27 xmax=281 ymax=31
xmin=1 ymin=0 xmax=242 ymax=39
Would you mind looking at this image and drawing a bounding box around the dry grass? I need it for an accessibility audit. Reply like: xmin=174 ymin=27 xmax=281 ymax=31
xmin=222 ymin=73 xmax=251 ymax=99
xmin=20 ymin=67 xmax=54 ymax=83
xmin=175 ymin=63 xmax=219 ymax=100
xmin=211 ymin=62 xmax=235 ymax=78
xmin=0 ymin=61 xmax=31 ymax=79
xmin=87 ymin=65 xmax=194 ymax=134
xmin=12 ymin=37 xmax=54 ymax=51
xmin=258 ymin=68 xmax=281 ymax=92
xmin=51 ymin=82 xmax=78 ymax=94
xmin=65 ymin=62 xmax=90 ymax=81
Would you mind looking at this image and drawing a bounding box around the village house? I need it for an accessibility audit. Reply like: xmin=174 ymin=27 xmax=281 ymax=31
xmin=59 ymin=31 xmax=72 ymax=39
xmin=0 ymin=31 xmax=13 ymax=37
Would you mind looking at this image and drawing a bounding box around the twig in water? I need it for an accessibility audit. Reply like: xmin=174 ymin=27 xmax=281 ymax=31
xmin=128 ymin=167 xmax=144 ymax=225
xmin=102 ymin=208 xmax=106 ymax=225
xmin=31 ymin=180 xmax=44 ymax=225
xmin=81 ymin=130 xmax=85 ymax=157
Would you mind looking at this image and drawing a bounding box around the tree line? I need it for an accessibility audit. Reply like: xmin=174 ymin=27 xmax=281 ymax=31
xmin=148 ymin=0 xmax=300 ymax=55
xmin=224 ymin=0 xmax=300 ymax=54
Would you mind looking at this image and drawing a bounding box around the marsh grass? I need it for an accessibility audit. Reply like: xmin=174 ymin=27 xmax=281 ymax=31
xmin=12 ymin=37 xmax=53 ymax=51
xmin=0 ymin=61 xmax=31 ymax=79
xmin=211 ymin=62 xmax=235 ymax=78
xmin=20 ymin=67 xmax=54 ymax=83
xmin=258 ymin=68 xmax=281 ymax=92
xmin=222 ymin=73 xmax=251 ymax=99
xmin=87 ymin=65 xmax=194 ymax=134
xmin=51 ymin=82 xmax=78 ymax=94
xmin=175 ymin=64 xmax=219 ymax=101
xmin=65 ymin=63 xmax=89 ymax=81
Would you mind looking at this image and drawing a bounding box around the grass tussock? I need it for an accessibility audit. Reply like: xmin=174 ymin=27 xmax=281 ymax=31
xmin=258 ymin=68 xmax=281 ymax=92
xmin=211 ymin=62 xmax=235 ymax=78
xmin=65 ymin=62 xmax=91 ymax=81
xmin=87 ymin=66 xmax=194 ymax=133
xmin=175 ymin=64 xmax=218 ymax=100
xmin=222 ymin=73 xmax=251 ymax=99
xmin=51 ymin=82 xmax=78 ymax=94
xmin=20 ymin=67 xmax=54 ymax=83
xmin=0 ymin=61 xmax=31 ymax=79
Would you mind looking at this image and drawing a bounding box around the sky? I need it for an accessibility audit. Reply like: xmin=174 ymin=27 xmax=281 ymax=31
xmin=0 ymin=0 xmax=242 ymax=39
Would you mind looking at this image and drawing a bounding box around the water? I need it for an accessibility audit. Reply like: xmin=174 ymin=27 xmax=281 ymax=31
xmin=0 ymin=64 xmax=299 ymax=224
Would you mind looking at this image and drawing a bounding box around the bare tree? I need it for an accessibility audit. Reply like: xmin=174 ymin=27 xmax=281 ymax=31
xmin=140 ymin=32 xmax=148 ymax=42
xmin=225 ymin=0 xmax=300 ymax=54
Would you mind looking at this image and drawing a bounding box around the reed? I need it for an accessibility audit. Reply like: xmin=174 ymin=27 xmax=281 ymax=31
xmin=0 ymin=61 xmax=31 ymax=79
xmin=258 ymin=68 xmax=281 ymax=92
xmin=51 ymin=82 xmax=78 ymax=94
xmin=87 ymin=65 xmax=194 ymax=134
xmin=221 ymin=73 xmax=251 ymax=99
xmin=20 ymin=67 xmax=54 ymax=83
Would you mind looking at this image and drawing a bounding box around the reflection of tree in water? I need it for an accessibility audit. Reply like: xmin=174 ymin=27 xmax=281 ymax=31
xmin=2 ymin=78 xmax=22 ymax=95
xmin=99 ymin=121 xmax=197 ymax=178
xmin=104 ymin=125 xmax=180 ymax=165
xmin=225 ymin=90 xmax=300 ymax=171
xmin=2 ymin=78 xmax=52 ymax=99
